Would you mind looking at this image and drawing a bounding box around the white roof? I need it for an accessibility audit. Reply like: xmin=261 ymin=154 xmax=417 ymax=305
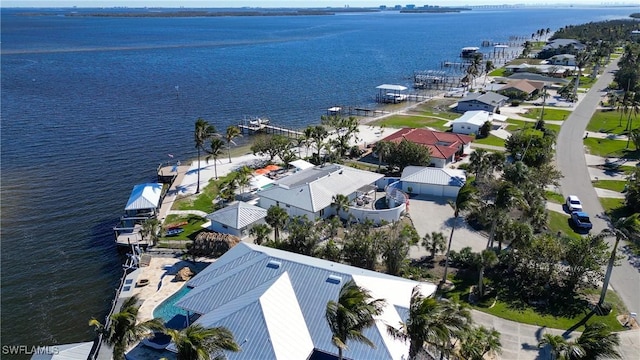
xmin=31 ymin=342 xmax=94 ymax=360
xmin=258 ymin=164 xmax=384 ymax=213
xmin=376 ymin=84 xmax=408 ymax=91
xmin=177 ymin=242 xmax=436 ymax=360
xmin=290 ymin=159 xmax=315 ymax=170
xmin=401 ymin=166 xmax=466 ymax=187
xmin=451 ymin=110 xmax=493 ymax=127
xmin=206 ymin=201 xmax=267 ymax=229
xmin=124 ymin=183 xmax=162 ymax=210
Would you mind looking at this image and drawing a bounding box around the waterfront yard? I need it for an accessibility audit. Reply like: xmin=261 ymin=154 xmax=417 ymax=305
xmin=369 ymin=114 xmax=450 ymax=131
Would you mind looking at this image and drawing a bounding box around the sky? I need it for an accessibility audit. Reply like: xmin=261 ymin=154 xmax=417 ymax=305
xmin=3 ymin=1 xmax=636 ymax=8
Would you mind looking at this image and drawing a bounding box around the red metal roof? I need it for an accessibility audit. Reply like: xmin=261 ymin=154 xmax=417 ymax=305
xmin=380 ymin=128 xmax=473 ymax=159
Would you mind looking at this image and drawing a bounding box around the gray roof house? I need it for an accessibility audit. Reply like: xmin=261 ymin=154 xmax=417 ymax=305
xmin=399 ymin=166 xmax=467 ymax=197
xmin=456 ymin=91 xmax=508 ymax=113
xmin=257 ymin=164 xmax=384 ymax=220
xmin=205 ymin=201 xmax=268 ymax=238
xmin=542 ymin=38 xmax=586 ymax=52
xmin=175 ymin=242 xmax=437 ymax=360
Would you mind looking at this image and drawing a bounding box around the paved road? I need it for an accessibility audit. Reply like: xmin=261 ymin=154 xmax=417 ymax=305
xmin=555 ymin=58 xmax=640 ymax=313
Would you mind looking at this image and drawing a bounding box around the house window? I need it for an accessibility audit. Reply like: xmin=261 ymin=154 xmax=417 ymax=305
xmin=286 ymin=204 xmax=290 ymax=208
xmin=320 ymin=209 xmax=325 ymax=216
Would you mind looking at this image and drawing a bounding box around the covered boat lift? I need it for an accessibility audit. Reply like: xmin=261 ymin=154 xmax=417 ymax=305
xmin=375 ymin=84 xmax=408 ymax=104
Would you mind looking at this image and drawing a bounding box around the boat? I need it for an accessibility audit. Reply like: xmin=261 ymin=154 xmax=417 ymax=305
xmin=165 ymin=228 xmax=184 ymax=237
xmin=248 ymin=116 xmax=270 ymax=127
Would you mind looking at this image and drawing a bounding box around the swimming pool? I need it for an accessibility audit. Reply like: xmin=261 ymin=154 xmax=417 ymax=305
xmin=153 ymin=285 xmax=192 ymax=327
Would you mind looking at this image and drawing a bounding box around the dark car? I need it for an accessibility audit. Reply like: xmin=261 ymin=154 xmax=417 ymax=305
xmin=571 ymin=211 xmax=593 ymax=232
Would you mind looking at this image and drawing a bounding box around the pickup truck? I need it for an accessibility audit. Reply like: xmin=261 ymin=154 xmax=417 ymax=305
xmin=571 ymin=211 xmax=593 ymax=232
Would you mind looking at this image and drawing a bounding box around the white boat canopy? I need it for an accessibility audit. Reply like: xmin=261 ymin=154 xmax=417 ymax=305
xmin=124 ymin=183 xmax=163 ymax=210
xmin=376 ymin=84 xmax=408 ymax=91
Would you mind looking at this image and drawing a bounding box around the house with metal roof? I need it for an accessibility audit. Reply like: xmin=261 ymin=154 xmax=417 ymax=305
xmin=205 ymin=201 xmax=268 ymax=239
xmin=398 ymin=166 xmax=466 ymax=197
xmin=497 ymin=79 xmax=545 ymax=100
xmin=175 ymin=242 xmax=437 ymax=360
xmin=456 ymin=91 xmax=508 ymax=113
xmin=257 ymin=164 xmax=384 ymax=221
xmin=380 ymin=128 xmax=473 ymax=168
xmin=31 ymin=342 xmax=95 ymax=360
xmin=542 ymin=38 xmax=586 ymax=52
xmin=547 ymin=54 xmax=576 ymax=67
xmin=450 ymin=110 xmax=505 ymax=136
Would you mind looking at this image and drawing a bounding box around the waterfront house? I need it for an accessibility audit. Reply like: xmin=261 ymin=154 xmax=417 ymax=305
xmin=257 ymin=164 xmax=403 ymax=224
xmin=497 ymin=79 xmax=545 ymax=100
xmin=175 ymin=242 xmax=437 ymax=360
xmin=450 ymin=110 xmax=503 ymax=135
xmin=504 ymin=63 xmax=572 ymax=78
xmin=205 ymin=201 xmax=267 ymax=239
xmin=542 ymin=38 xmax=586 ymax=53
xmin=380 ymin=128 xmax=473 ymax=168
xmin=399 ymin=166 xmax=466 ymax=197
xmin=456 ymin=91 xmax=508 ymax=113
xmin=547 ymin=54 xmax=577 ymax=67
xmin=113 ymin=183 xmax=164 ymax=247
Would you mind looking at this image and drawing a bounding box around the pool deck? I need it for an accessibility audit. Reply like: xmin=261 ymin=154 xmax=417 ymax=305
xmin=135 ymin=256 xmax=214 ymax=322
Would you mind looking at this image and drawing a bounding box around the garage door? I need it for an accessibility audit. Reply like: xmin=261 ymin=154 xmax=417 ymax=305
xmin=419 ymin=183 xmax=444 ymax=196
xmin=443 ymin=186 xmax=460 ymax=197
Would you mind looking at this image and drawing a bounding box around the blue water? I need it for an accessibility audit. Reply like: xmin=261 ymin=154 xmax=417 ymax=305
xmin=1 ymin=5 xmax=638 ymax=353
xmin=153 ymin=285 xmax=191 ymax=328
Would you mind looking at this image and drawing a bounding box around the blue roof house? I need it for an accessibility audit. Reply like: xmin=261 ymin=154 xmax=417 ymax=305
xmin=175 ymin=242 xmax=437 ymax=360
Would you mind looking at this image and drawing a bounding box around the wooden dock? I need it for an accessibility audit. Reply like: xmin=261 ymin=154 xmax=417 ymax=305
xmin=238 ymin=122 xmax=303 ymax=139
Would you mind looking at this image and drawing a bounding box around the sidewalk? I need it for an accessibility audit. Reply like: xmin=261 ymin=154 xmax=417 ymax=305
xmin=471 ymin=310 xmax=640 ymax=360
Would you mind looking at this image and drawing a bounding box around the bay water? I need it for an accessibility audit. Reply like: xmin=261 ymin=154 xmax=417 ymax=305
xmin=1 ymin=6 xmax=637 ymax=352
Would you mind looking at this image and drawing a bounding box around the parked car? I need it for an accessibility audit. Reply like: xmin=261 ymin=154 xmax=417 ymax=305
xmin=566 ymin=195 xmax=583 ymax=212
xmin=571 ymin=211 xmax=593 ymax=231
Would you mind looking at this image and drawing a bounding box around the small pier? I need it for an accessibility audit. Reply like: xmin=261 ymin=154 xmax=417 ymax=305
xmin=326 ymin=106 xmax=386 ymax=117
xmin=238 ymin=120 xmax=303 ymax=139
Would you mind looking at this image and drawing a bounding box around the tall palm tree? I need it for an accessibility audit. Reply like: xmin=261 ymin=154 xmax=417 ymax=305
xmin=422 ymin=231 xmax=446 ymax=258
xmin=165 ymin=323 xmax=240 ymax=360
xmin=89 ymin=296 xmax=164 ymax=360
xmin=573 ymin=50 xmax=591 ymax=100
xmin=235 ymin=165 xmax=252 ymax=194
xmin=468 ymin=149 xmax=488 ymax=180
xmin=475 ymin=249 xmax=499 ymax=297
xmin=206 ymin=137 xmax=225 ymax=180
xmin=265 ymin=205 xmax=289 ymax=242
xmin=387 ymin=286 xmax=471 ymax=360
xmin=225 ymin=126 xmax=241 ymax=163
xmin=332 ymin=194 xmax=350 ymax=220
xmin=326 ymin=280 xmax=386 ymax=360
xmin=483 ymin=60 xmax=495 ymax=86
xmin=194 ymin=118 xmax=217 ymax=194
xmin=441 ymin=183 xmax=477 ymax=288
xmin=249 ymin=223 xmax=271 ymax=245
xmin=594 ymin=213 xmax=640 ymax=307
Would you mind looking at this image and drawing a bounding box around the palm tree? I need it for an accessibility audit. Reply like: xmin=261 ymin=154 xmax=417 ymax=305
xmin=194 ymin=118 xmax=217 ymax=194
xmin=573 ymin=50 xmax=591 ymax=100
xmin=538 ymin=333 xmax=569 ymax=360
xmin=332 ymin=194 xmax=350 ymax=220
xmin=422 ymin=231 xmax=446 ymax=258
xmin=249 ymin=223 xmax=271 ymax=245
xmin=225 ymin=126 xmax=241 ymax=164
xmin=459 ymin=326 xmax=502 ymax=360
xmin=235 ymin=165 xmax=252 ymax=194
xmin=475 ymin=249 xmax=499 ymax=298
xmin=483 ymin=60 xmax=495 ymax=86
xmin=326 ymin=280 xmax=386 ymax=360
xmin=141 ymin=218 xmax=160 ymax=246
xmin=165 ymin=323 xmax=240 ymax=360
xmin=468 ymin=149 xmax=488 ymax=180
xmin=373 ymin=140 xmax=392 ymax=171
xmin=387 ymin=286 xmax=471 ymax=360
xmin=265 ymin=205 xmax=289 ymax=242
xmin=571 ymin=322 xmax=621 ymax=360
xmin=441 ymin=183 xmax=477 ymax=288
xmin=206 ymin=137 xmax=225 ymax=180
xmin=89 ymin=295 xmax=164 ymax=360
xmin=594 ymin=213 xmax=640 ymax=307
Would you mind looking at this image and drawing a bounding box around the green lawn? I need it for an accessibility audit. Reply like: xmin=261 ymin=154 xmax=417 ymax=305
xmin=472 ymin=134 xmax=506 ymax=148
xmin=505 ymin=119 xmax=561 ymax=134
xmin=584 ymin=138 xmax=638 ymax=158
xmin=586 ymin=110 xmax=633 ymax=135
xmin=370 ymin=115 xmax=450 ymax=131
xmin=443 ymin=275 xmax=625 ymax=332
xmin=592 ymin=179 xmax=627 ymax=193
xmin=489 ymin=68 xmax=506 ymax=77
xmin=599 ymin=197 xmax=634 ymax=220
xmin=520 ymin=108 xmax=572 ymax=121
xmin=159 ymin=214 xmax=208 ymax=243
xmin=547 ymin=211 xmax=581 ymax=240
xmin=545 ymin=191 xmax=565 ymax=204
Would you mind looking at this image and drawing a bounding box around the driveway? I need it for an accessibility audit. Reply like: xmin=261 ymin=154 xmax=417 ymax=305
xmin=406 ymin=194 xmax=488 ymax=259
xmin=555 ymin=58 xmax=640 ymax=313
